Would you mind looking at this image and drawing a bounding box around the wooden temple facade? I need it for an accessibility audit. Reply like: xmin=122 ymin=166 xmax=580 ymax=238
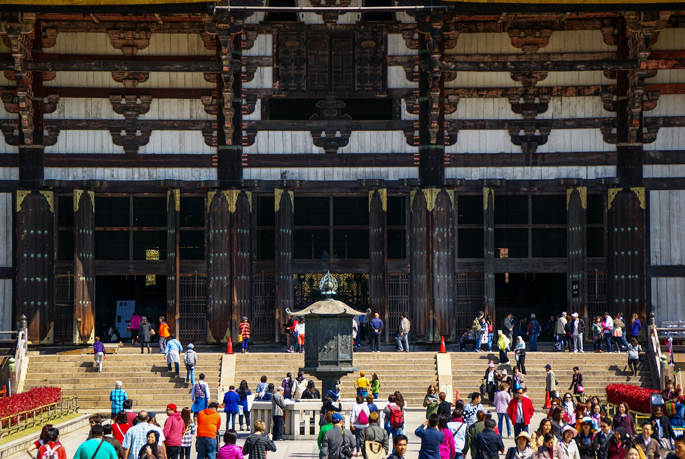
xmin=1 ymin=0 xmax=685 ymax=344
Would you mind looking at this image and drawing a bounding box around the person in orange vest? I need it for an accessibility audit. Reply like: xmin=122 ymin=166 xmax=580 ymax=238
xmin=159 ymin=317 xmax=170 ymax=354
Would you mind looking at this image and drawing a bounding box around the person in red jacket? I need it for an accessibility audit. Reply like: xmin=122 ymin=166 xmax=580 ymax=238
xmin=163 ymin=404 xmax=184 ymax=459
xmin=508 ymin=386 xmax=536 ymax=437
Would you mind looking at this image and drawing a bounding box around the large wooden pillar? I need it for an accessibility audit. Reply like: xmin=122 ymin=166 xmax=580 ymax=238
xmin=206 ymin=191 xmax=232 ymax=343
xmin=431 ymin=189 xmax=455 ymax=341
xmin=274 ymin=189 xmax=294 ymax=343
xmin=16 ymin=191 xmax=53 ymax=344
xmin=368 ymin=189 xmax=387 ymax=340
xmin=483 ymin=188 xmax=495 ymax=320
xmin=231 ymin=191 xmax=252 ymax=339
xmin=567 ymin=187 xmax=588 ymax=321
xmin=74 ymin=190 xmax=95 ymax=344
xmin=409 ymin=190 xmax=430 ymax=340
xmin=166 ymin=189 xmax=180 ymax=335
xmin=607 ymin=14 xmax=646 ymax=319
xmin=10 ymin=15 xmax=52 ymax=344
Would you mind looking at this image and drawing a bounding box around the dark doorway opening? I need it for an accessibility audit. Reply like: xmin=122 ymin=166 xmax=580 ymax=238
xmin=95 ymin=275 xmax=166 ymax=340
xmin=495 ymin=273 xmax=566 ymax=339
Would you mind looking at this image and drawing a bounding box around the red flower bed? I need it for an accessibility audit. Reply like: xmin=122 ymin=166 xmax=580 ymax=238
xmin=0 ymin=387 xmax=61 ymax=426
xmin=606 ymin=384 xmax=660 ymax=414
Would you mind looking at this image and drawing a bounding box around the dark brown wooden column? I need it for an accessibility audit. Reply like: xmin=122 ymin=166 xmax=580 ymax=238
xmin=431 ymin=189 xmax=455 ymax=341
xmin=607 ymin=14 xmax=646 ymax=319
xmin=369 ymin=189 xmax=388 ymax=340
xmin=274 ymin=189 xmax=294 ymax=343
xmin=231 ymin=191 xmax=252 ymax=339
xmin=166 ymin=189 xmax=180 ymax=335
xmin=207 ymin=190 xmax=232 ymax=343
xmin=567 ymin=187 xmax=587 ymax=321
xmin=74 ymin=190 xmax=95 ymax=344
xmin=483 ymin=187 xmax=495 ymax=320
xmin=16 ymin=191 xmax=53 ymax=344
xmin=409 ymin=190 xmax=430 ymax=341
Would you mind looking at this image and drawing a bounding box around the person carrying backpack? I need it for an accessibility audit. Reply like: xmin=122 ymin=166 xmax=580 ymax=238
xmin=190 ymin=374 xmax=210 ymax=417
xmin=281 ymin=373 xmax=293 ymax=399
xmin=321 ymin=414 xmax=355 ymax=459
xmin=183 ymin=344 xmax=197 ymax=384
xmin=360 ymin=412 xmax=388 ymax=459
xmin=383 ymin=395 xmax=405 ymax=442
xmin=351 ymin=395 xmax=370 ymax=457
xmin=37 ymin=429 xmax=66 ymax=459
xmin=526 ymin=314 xmax=541 ymax=352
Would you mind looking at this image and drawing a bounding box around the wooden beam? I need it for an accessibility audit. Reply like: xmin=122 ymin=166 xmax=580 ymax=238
xmin=647 ymin=265 xmax=685 ymax=277
xmin=37 ymin=87 xmax=215 ymax=99
xmin=45 ymin=154 xmax=215 ymax=168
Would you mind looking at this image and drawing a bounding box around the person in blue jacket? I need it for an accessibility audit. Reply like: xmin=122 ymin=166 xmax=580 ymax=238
xmin=223 ymin=386 xmax=241 ymax=431
xmin=415 ymin=414 xmax=444 ymax=459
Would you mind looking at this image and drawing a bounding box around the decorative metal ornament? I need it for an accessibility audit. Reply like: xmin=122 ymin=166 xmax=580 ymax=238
xmin=319 ymin=270 xmax=338 ymax=298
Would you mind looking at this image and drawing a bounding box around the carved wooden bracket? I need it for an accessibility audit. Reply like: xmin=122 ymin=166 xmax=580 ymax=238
xmin=510 ymin=71 xmax=548 ymax=88
xmin=601 ymin=21 xmax=616 ymax=46
xmin=110 ymin=95 xmax=152 ymax=121
xmin=444 ymin=121 xmax=458 ymax=146
xmin=1 ymin=90 xmax=57 ymax=114
xmin=443 ymin=93 xmax=460 ymax=115
xmin=112 ymin=71 xmax=149 ymax=88
xmin=110 ymin=127 xmax=151 ymax=155
xmin=643 ymin=123 xmax=659 ymax=144
xmin=42 ymin=28 xmax=57 ymax=48
xmin=1 ymin=125 xmax=59 ymax=147
xmin=44 ymin=126 xmax=59 ymax=146
xmin=403 ymin=125 xmax=419 ymax=147
xmin=643 ymin=90 xmax=660 ymax=112
xmin=1 ymin=13 xmax=36 ymax=144
xmin=240 ymin=56 xmax=258 ymax=83
xmin=401 ymin=58 xmax=420 ymax=83
xmin=3 ymin=70 xmax=54 ymax=81
xmin=402 ymin=92 xmax=420 ymax=116
xmin=401 ymin=29 xmax=419 ymax=50
xmin=308 ymin=0 xmax=352 ymax=24
xmin=600 ymin=91 xmax=617 ymax=112
xmin=600 ymin=120 xmax=617 ymax=144
xmin=508 ymin=92 xmax=550 ymax=121
xmin=107 ymin=28 xmax=151 ymax=56
xmin=509 ymin=124 xmax=550 ymax=155
xmin=309 ymin=97 xmax=352 ymax=154
xmin=508 ymin=27 xmax=552 ymax=54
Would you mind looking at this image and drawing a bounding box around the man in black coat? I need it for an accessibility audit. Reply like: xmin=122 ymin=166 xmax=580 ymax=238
xmin=651 ymin=405 xmax=676 ymax=452
xmin=472 ymin=419 xmax=504 ymax=459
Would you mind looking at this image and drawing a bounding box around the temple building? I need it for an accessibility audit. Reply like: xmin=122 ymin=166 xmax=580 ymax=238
xmin=0 ymin=0 xmax=683 ymax=344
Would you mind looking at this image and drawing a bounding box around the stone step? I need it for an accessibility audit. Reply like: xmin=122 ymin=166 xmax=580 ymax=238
xmin=28 ymin=354 xmax=224 ymax=362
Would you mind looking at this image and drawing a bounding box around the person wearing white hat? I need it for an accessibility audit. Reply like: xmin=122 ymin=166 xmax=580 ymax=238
xmin=504 ymin=431 xmax=535 ymax=459
xmin=571 ymin=313 xmax=585 ymax=354
xmin=183 ymin=344 xmax=197 ymax=383
xmin=558 ymin=425 xmax=581 ymax=459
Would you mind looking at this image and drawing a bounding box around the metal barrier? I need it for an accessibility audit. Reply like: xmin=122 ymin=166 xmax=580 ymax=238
xmin=0 ymin=396 xmax=79 ymax=439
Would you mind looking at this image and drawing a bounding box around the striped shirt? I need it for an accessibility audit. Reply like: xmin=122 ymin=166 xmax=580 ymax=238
xmin=181 ymin=423 xmax=196 ymax=448
xmin=239 ymin=322 xmax=250 ymax=339
xmin=241 ymin=434 xmax=276 ymax=459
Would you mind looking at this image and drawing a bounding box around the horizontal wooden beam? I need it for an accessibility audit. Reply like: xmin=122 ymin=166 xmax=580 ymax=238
xmin=0 ymin=267 xmax=15 ymax=279
xmin=0 ymin=60 xmax=221 ymax=73
xmin=455 ymin=258 xmax=568 ymax=273
xmin=36 ymin=87 xmax=216 ymax=99
xmin=647 ymin=265 xmax=685 ymax=277
xmin=645 ymin=178 xmax=685 ymax=189
xmin=45 ymin=154 xmax=215 ymax=168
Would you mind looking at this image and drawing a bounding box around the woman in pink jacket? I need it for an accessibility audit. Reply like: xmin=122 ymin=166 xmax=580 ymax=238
xmin=438 ymin=415 xmax=455 ymax=459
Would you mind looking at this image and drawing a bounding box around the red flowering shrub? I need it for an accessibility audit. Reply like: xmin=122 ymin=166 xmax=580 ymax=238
xmin=0 ymin=387 xmax=61 ymax=426
xmin=606 ymin=384 xmax=660 ymax=414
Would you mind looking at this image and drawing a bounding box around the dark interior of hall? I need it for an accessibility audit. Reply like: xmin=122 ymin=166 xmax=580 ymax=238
xmin=495 ymin=273 xmax=567 ymax=332
xmin=95 ymin=275 xmax=166 ymax=340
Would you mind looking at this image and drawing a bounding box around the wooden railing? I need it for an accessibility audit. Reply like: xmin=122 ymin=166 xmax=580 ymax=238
xmin=0 ymin=396 xmax=79 ymax=439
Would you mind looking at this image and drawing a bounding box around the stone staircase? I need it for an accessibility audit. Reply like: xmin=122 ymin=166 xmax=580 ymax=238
xmin=24 ymin=347 xmax=223 ymax=411
xmin=451 ymin=351 xmax=653 ymax=408
xmin=233 ymin=352 xmax=438 ymax=407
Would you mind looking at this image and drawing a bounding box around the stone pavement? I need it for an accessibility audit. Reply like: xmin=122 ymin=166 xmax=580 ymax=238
xmin=11 ymin=407 xmax=548 ymax=459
